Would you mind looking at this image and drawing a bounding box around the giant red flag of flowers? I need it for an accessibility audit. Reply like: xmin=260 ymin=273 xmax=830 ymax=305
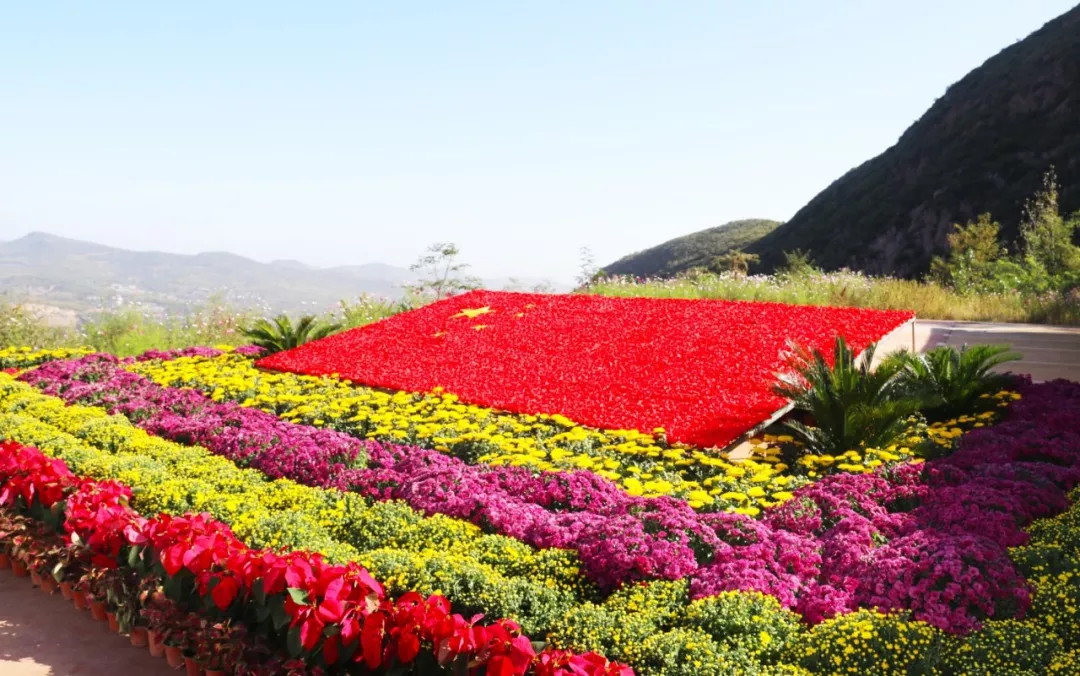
xmin=258 ymin=291 xmax=913 ymax=448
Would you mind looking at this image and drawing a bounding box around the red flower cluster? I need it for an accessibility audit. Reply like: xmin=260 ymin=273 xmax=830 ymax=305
xmin=258 ymin=291 xmax=913 ymax=447
xmin=0 ymin=440 xmax=631 ymax=676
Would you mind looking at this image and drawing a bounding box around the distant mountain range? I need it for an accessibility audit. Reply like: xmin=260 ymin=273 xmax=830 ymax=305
xmin=608 ymin=4 xmax=1080 ymax=279
xmin=0 ymin=232 xmax=562 ymax=323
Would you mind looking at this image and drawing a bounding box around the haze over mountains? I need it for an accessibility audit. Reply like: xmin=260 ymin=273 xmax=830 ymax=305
xmin=0 ymin=232 xmax=562 ymax=323
xmin=606 ymin=4 xmax=1080 ymax=279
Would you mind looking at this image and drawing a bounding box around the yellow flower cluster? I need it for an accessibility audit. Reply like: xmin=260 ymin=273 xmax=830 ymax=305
xmin=943 ymin=618 xmax=1062 ymax=675
xmin=791 ymin=609 xmax=945 ymax=675
xmin=0 ymin=373 xmax=590 ymax=635
xmin=0 ymin=345 xmax=93 ymax=370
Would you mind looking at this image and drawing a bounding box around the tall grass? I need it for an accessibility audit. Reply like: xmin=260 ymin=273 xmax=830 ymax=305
xmin=585 ymin=271 xmax=1080 ymax=325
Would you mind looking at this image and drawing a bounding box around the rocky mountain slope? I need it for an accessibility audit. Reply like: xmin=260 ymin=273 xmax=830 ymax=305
xmin=747 ymin=4 xmax=1080 ymax=276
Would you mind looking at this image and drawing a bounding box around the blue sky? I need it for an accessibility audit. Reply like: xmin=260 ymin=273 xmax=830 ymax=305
xmin=1 ymin=1 xmax=1075 ymax=283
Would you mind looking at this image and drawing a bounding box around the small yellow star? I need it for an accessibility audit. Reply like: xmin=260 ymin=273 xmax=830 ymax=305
xmin=433 ymin=330 xmax=447 ymax=337
xmin=473 ymin=324 xmax=487 ymax=330
xmin=452 ymin=306 xmax=492 ymax=319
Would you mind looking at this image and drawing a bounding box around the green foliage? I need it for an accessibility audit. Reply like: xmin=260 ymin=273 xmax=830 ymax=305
xmin=710 ymin=249 xmax=760 ymax=277
xmin=602 ymin=219 xmax=781 ymax=278
xmin=586 ymin=269 xmax=1080 ymax=325
xmin=681 ymin=591 xmax=803 ymax=664
xmin=887 ymin=344 xmax=1020 ymax=420
xmin=240 ymin=314 xmax=341 ymax=355
xmin=80 ymin=300 xmax=253 ymax=357
xmin=778 ymin=249 xmax=820 ymax=278
xmin=929 ymin=171 xmax=1080 ymax=299
xmin=1021 ymin=167 xmax=1080 ymax=277
xmin=404 ymin=242 xmax=482 ymax=301
xmin=333 ymin=293 xmax=418 ymax=330
xmin=773 ymin=336 xmax=920 ymax=455
xmin=929 ymin=213 xmax=1007 ymax=293
xmin=0 ymin=301 xmax=74 ymax=349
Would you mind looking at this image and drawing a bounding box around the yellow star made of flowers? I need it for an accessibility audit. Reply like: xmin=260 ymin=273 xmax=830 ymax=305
xmin=452 ymin=306 xmax=492 ymax=319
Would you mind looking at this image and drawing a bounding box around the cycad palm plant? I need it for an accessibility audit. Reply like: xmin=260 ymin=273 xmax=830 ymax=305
xmin=773 ymin=336 xmax=920 ymax=456
xmin=889 ymin=344 xmax=1020 ymax=420
xmin=241 ymin=314 xmax=342 ymax=355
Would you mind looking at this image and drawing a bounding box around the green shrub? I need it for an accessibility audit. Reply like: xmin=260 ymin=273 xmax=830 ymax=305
xmin=773 ymin=336 xmax=919 ymax=455
xmin=682 ymin=591 xmax=803 ymax=664
xmin=240 ymin=313 xmax=341 ymax=354
xmin=887 ymin=344 xmax=1020 ymax=420
xmin=942 ymin=619 xmax=1061 ymax=675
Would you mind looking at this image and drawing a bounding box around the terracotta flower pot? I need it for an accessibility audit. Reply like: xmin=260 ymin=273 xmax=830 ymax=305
xmin=90 ymin=600 xmax=108 ymax=621
xmin=148 ymin=630 xmax=165 ymax=658
xmin=59 ymin=581 xmax=74 ymax=600
xmin=184 ymin=657 xmax=201 ymax=676
xmin=30 ymin=569 xmax=42 ymax=586
xmin=72 ymin=589 xmax=88 ymax=610
xmin=130 ymin=626 xmax=148 ymax=647
xmin=11 ymin=559 xmax=28 ymax=577
xmin=106 ymin=611 xmax=119 ymax=633
xmin=40 ymin=576 xmax=58 ymax=594
xmin=0 ymin=552 xmax=10 ymax=569
xmin=164 ymin=646 xmax=184 ymax=669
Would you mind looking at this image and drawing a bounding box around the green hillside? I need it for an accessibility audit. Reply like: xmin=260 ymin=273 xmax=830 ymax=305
xmin=747 ymin=4 xmax=1080 ymax=277
xmin=603 ymin=219 xmax=781 ymax=278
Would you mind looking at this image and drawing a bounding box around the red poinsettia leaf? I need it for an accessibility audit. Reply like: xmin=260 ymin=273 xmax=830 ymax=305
xmin=316 ymin=597 xmax=346 ymax=624
xmin=300 ymin=616 xmax=325 ymax=652
xmin=210 ymin=575 xmax=239 ymax=611
xmin=361 ymin=611 xmax=385 ymax=670
xmin=323 ymin=633 xmax=340 ymax=666
xmin=397 ymin=631 xmax=421 ymax=664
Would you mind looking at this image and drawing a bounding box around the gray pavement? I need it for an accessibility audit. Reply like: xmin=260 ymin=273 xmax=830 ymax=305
xmin=872 ymin=319 xmax=1080 ymax=382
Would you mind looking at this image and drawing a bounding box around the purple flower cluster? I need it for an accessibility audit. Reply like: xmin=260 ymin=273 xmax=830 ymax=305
xmin=21 ymin=353 xmax=1080 ymax=634
xmin=133 ymin=345 xmax=263 ymax=362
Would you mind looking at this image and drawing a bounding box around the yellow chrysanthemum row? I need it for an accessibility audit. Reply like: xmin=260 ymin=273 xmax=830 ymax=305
xmin=0 ymin=345 xmax=93 ymax=370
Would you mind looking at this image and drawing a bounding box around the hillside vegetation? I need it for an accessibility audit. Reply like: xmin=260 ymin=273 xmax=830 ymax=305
xmin=602 ymin=218 xmax=780 ymax=277
xmin=744 ymin=5 xmax=1080 ymax=277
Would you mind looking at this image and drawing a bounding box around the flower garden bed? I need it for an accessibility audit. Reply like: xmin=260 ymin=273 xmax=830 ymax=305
xmin=0 ymin=313 xmax=1079 ymax=674
xmin=255 ymin=291 xmax=914 ymax=449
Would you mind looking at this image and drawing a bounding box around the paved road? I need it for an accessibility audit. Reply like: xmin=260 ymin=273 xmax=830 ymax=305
xmin=0 ymin=573 xmax=172 ymax=676
xmin=873 ymin=319 xmax=1080 ymax=383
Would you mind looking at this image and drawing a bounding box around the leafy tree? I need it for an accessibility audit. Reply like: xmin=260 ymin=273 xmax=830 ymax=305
xmin=773 ymin=337 xmax=919 ymax=455
xmin=929 ymin=213 xmax=1006 ymax=292
xmin=710 ymin=249 xmax=760 ymax=277
xmin=404 ymin=243 xmax=482 ymax=301
xmin=886 ymin=344 xmax=1020 ymax=420
xmin=241 ymin=314 xmax=341 ymax=354
xmin=1020 ymin=167 xmax=1080 ymax=277
xmin=779 ymin=249 xmax=820 ymax=277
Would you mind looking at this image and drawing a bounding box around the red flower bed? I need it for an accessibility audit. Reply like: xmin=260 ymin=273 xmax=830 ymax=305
xmin=259 ymin=291 xmax=913 ymax=447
